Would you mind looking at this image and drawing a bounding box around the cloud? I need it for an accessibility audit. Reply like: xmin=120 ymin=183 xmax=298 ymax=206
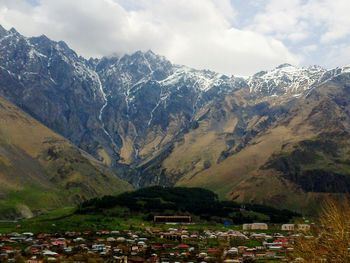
xmin=248 ymin=0 xmax=311 ymax=42
xmin=323 ymin=44 xmax=350 ymax=68
xmin=0 ymin=0 xmax=299 ymax=75
xmin=248 ymin=0 xmax=350 ymax=43
xmin=312 ymin=0 xmax=350 ymax=43
xmin=247 ymin=0 xmax=350 ymax=69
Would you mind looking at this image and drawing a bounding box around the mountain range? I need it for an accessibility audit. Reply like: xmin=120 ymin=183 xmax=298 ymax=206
xmin=1 ymin=25 xmax=350 ymax=216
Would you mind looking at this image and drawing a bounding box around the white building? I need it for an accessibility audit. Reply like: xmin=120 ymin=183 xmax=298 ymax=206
xmin=281 ymin=224 xmax=295 ymax=231
xmin=297 ymin=224 xmax=311 ymax=231
xmin=243 ymin=223 xmax=268 ymax=230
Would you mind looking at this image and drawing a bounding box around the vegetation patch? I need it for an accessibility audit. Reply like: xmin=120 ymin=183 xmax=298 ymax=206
xmin=265 ymin=136 xmax=350 ymax=193
xmin=78 ymin=186 xmax=300 ymax=224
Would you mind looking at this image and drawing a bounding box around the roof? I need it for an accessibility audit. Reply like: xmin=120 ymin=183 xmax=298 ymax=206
xmin=177 ymin=244 xmax=190 ymax=249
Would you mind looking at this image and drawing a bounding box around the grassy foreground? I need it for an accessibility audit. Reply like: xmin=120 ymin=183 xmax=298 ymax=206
xmin=0 ymin=206 xmax=292 ymax=235
xmin=0 ymin=207 xmax=148 ymax=234
xmin=0 ymin=187 xmax=302 ymax=234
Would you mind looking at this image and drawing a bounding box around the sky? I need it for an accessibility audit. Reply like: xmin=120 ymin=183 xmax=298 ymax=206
xmin=0 ymin=0 xmax=349 ymax=76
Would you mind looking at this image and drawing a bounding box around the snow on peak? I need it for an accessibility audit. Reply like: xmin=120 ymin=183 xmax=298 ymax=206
xmin=275 ymin=63 xmax=294 ymax=69
xmin=341 ymin=65 xmax=350 ymax=73
xmin=316 ymin=64 xmax=350 ymax=85
xmin=331 ymin=64 xmax=350 ymax=75
xmin=159 ymin=65 xmax=231 ymax=92
xmin=248 ymin=64 xmax=326 ymax=95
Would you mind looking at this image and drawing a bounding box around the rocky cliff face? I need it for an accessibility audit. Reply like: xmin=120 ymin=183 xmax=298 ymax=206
xmin=0 ymin=26 xmax=244 ymax=174
xmin=95 ymin=51 xmax=243 ymax=166
xmin=0 ymin=26 xmax=109 ymax=159
xmin=1 ymin=25 xmax=350 ymax=212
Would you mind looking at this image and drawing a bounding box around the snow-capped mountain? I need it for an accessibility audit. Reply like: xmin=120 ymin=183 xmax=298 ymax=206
xmin=159 ymin=65 xmax=231 ymax=91
xmin=318 ymin=64 xmax=350 ymax=84
xmin=1 ymin=24 xmax=350 ymax=193
xmin=247 ymin=63 xmax=326 ymax=96
xmin=91 ymin=51 xmax=246 ymax=171
xmin=0 ymin=26 xmax=101 ymax=91
xmin=0 ymin=26 xmax=244 ymax=169
xmin=0 ymin=26 xmax=112 ymax=160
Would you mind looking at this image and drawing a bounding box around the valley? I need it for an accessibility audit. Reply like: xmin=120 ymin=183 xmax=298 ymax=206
xmin=0 ymin=25 xmax=350 ymax=215
xmin=0 ymin=187 xmax=306 ymax=262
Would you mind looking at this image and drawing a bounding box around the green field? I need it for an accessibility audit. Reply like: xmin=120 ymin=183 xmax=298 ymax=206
xmin=0 ymin=187 xmax=303 ymax=234
xmin=0 ymin=208 xmax=236 ymax=234
xmin=0 ymin=207 xmax=148 ymax=234
xmin=0 ymin=206 xmax=298 ymax=235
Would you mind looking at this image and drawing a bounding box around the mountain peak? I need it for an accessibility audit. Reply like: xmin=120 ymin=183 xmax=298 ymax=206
xmin=0 ymin=24 xmax=6 ymax=32
xmin=9 ymin=27 xmax=20 ymax=36
xmin=57 ymin=40 xmax=70 ymax=50
xmin=0 ymin=25 xmax=7 ymax=38
xmin=129 ymin=50 xmax=167 ymax=62
xmin=248 ymin=63 xmax=326 ymax=95
xmin=0 ymin=25 xmax=21 ymax=39
xmin=276 ymin=63 xmax=294 ymax=69
xmin=29 ymin=34 xmax=52 ymax=47
xmin=38 ymin=34 xmax=50 ymax=41
xmin=145 ymin=49 xmax=155 ymax=55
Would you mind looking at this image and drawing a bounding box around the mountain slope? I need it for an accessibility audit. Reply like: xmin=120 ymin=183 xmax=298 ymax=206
xmin=94 ymin=51 xmax=241 ymax=168
xmin=0 ymin=26 xmax=242 ymax=174
xmin=0 ymin=26 xmax=115 ymax=162
xmin=0 ymin=95 xmax=131 ymax=219
xmin=175 ymin=72 xmax=350 ymax=214
xmin=1 ymin=25 xmax=350 ymax=214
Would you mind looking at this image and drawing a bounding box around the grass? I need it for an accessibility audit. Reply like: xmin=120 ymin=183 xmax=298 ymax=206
xmin=0 ymin=96 xmax=132 ymax=219
xmin=0 ymin=207 xmax=149 ymax=234
xmin=6 ymin=186 xmax=61 ymax=208
xmin=0 ymin=205 xmax=304 ymax=235
xmin=0 ymin=206 xmax=229 ymax=234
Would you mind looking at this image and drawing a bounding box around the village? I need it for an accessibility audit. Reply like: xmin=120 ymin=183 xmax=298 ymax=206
xmin=0 ymin=220 xmax=312 ymax=263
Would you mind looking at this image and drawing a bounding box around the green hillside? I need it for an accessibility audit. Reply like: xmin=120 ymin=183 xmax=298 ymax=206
xmin=0 ymin=96 xmax=132 ymax=219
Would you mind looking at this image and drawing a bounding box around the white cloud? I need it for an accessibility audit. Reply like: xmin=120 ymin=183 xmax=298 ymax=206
xmin=311 ymin=0 xmax=350 ymax=43
xmin=323 ymin=44 xmax=350 ymax=68
xmin=246 ymin=0 xmax=350 ymax=69
xmin=249 ymin=0 xmax=350 ymax=44
xmin=248 ymin=0 xmax=310 ymax=42
xmin=302 ymin=44 xmax=318 ymax=53
xmin=0 ymin=0 xmax=299 ymax=75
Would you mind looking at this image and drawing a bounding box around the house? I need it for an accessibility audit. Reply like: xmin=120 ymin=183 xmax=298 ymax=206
xmin=274 ymin=238 xmax=289 ymax=247
xmin=281 ymin=224 xmax=295 ymax=231
xmin=227 ymin=247 xmax=238 ymax=255
xmin=43 ymin=250 xmax=59 ymax=257
xmin=252 ymin=223 xmax=268 ymax=230
xmin=243 ymin=224 xmax=251 ymax=230
xmin=297 ymin=224 xmax=311 ymax=231
xmin=238 ymin=246 xmax=248 ymax=254
xmin=128 ymin=257 xmax=145 ymax=262
xmin=92 ymin=244 xmax=106 ymax=252
xmin=243 ymin=223 xmax=268 ymax=230
xmin=162 ymin=233 xmax=181 ymax=241
xmin=51 ymin=239 xmax=66 ymax=247
xmin=116 ymin=237 xmax=126 ymax=243
xmin=227 ymin=230 xmax=249 ymax=240
xmin=177 ymin=244 xmax=190 ymax=250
